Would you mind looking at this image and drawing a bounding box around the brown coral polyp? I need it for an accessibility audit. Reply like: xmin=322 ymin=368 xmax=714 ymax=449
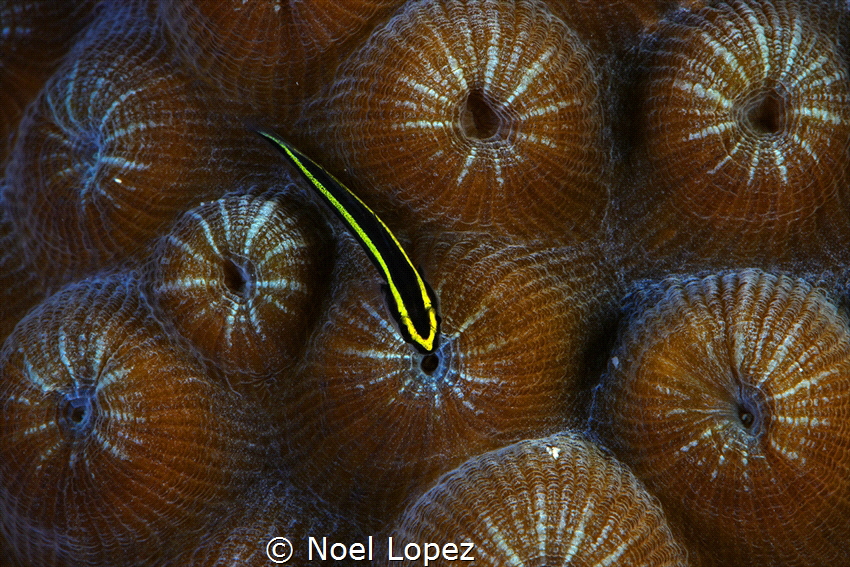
xmin=592 ymin=269 xmax=850 ymax=566
xmin=389 ymin=431 xmax=689 ymax=567
xmin=283 ymin=232 xmax=615 ymax=531
xmin=0 ymin=275 xmax=273 ymax=566
xmin=146 ymin=187 xmax=332 ymax=382
xmin=624 ymin=0 xmax=850 ymax=271
xmin=2 ymin=2 xmax=268 ymax=291
xmin=311 ymin=0 xmax=608 ymax=243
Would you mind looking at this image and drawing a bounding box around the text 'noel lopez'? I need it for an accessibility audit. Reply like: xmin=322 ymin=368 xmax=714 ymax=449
xmin=309 ymin=536 xmax=474 ymax=564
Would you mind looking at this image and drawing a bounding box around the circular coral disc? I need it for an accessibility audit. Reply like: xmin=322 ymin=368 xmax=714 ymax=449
xmin=626 ymin=0 xmax=850 ymax=269
xmin=2 ymin=4 xmax=269 ymax=290
xmin=311 ymin=0 xmax=608 ymax=242
xmin=147 ymin=189 xmax=332 ymax=381
xmin=284 ymin=233 xmax=615 ymax=530
xmin=0 ymin=276 xmax=272 ymax=566
xmin=389 ymin=431 xmax=688 ymax=567
xmin=593 ymin=269 xmax=850 ymax=566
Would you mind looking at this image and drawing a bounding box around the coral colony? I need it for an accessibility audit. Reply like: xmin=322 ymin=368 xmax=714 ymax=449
xmin=2 ymin=1 xmax=850 ymax=565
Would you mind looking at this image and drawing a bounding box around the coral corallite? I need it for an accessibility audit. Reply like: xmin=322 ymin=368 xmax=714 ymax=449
xmin=625 ymin=0 xmax=850 ymax=270
xmin=146 ymin=187 xmax=332 ymax=382
xmin=389 ymin=431 xmax=689 ymax=567
xmin=311 ymin=0 xmax=608 ymax=242
xmin=0 ymin=276 xmax=273 ymax=566
xmin=592 ymin=270 xmax=850 ymax=566
xmin=283 ymin=232 xmax=615 ymax=531
xmin=2 ymin=2 xmax=267 ymax=291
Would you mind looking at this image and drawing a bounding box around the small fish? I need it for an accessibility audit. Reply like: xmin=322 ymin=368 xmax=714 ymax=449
xmin=257 ymin=129 xmax=440 ymax=354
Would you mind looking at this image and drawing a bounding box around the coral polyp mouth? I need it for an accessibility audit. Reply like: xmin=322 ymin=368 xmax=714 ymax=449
xmin=58 ymin=386 xmax=97 ymax=439
xmin=312 ymin=0 xmax=607 ymax=242
xmin=738 ymin=86 xmax=788 ymax=137
xmin=593 ymin=269 xmax=850 ymax=565
xmin=459 ymin=87 xmax=505 ymax=141
xmin=222 ymin=256 xmax=254 ymax=299
xmin=418 ymin=352 xmax=440 ymax=375
xmin=408 ymin=334 xmax=455 ymax=395
xmin=737 ymin=405 xmax=756 ymax=430
xmin=733 ymin=383 xmax=766 ymax=437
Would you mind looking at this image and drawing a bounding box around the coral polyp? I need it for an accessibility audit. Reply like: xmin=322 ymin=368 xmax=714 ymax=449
xmin=624 ymin=0 xmax=850 ymax=271
xmin=146 ymin=187 xmax=332 ymax=381
xmin=389 ymin=431 xmax=689 ymax=566
xmin=592 ymin=270 xmax=850 ymax=565
xmin=283 ymin=233 xmax=614 ymax=530
xmin=310 ymin=0 xmax=608 ymax=242
xmin=3 ymin=2 xmax=266 ymax=291
xmin=0 ymin=276 xmax=273 ymax=566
